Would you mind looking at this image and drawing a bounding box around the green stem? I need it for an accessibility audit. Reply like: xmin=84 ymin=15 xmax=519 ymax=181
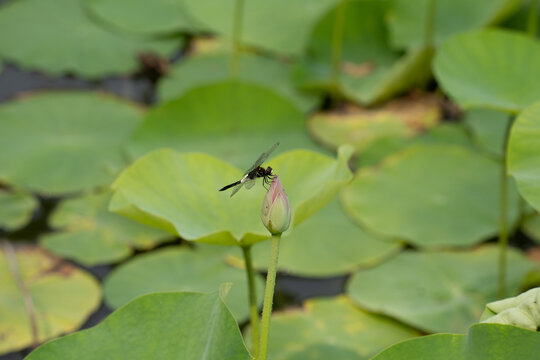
xmin=424 ymin=0 xmax=436 ymax=49
xmin=528 ymin=0 xmax=538 ymax=36
xmin=498 ymin=159 xmax=508 ymax=299
xmin=330 ymin=0 xmax=346 ymax=96
xmin=241 ymin=246 xmax=260 ymax=358
xmin=258 ymin=234 xmax=281 ymax=360
xmin=230 ymin=0 xmax=245 ymax=78
xmin=498 ymin=116 xmax=515 ymax=299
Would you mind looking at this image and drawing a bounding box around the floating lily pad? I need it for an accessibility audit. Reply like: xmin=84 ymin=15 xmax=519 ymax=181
xmin=0 ymin=189 xmax=38 ymax=231
xmin=433 ymin=29 xmax=540 ymax=113
xmin=342 ymin=144 xmax=519 ymax=247
xmin=296 ymin=0 xmax=433 ymax=105
xmin=463 ymin=109 xmax=510 ymax=157
xmin=387 ymin=0 xmax=521 ymax=50
xmin=110 ymin=147 xmax=352 ymax=246
xmin=103 ymin=246 xmax=263 ymax=322
xmin=416 ymin=123 xmax=475 ymax=148
xmin=40 ymin=191 xmax=172 ymax=266
xmin=0 ymin=0 xmax=181 ymax=77
xmin=187 ymin=37 xmax=231 ymax=54
xmin=245 ymin=197 xmax=401 ymax=277
xmin=508 ymin=100 xmax=540 ymax=212
xmin=340 ymin=48 xmax=433 ymax=106
xmin=157 ymin=53 xmax=319 ymax=113
xmin=130 ymin=80 xmax=321 ymax=168
xmin=372 ymin=323 xmax=540 ymax=360
xmin=0 ymin=244 xmax=101 ymax=355
xmin=26 ymin=291 xmax=251 ymax=360
xmin=356 ymin=123 xmax=473 ymax=168
xmin=308 ymin=94 xmax=440 ymax=153
xmin=86 ymin=0 xmax=205 ymax=35
xmin=0 ymin=92 xmax=144 ymax=195
xmin=183 ymin=0 xmax=338 ymax=56
xmin=347 ymin=246 xmax=535 ymax=333
xmin=249 ymin=296 xmax=418 ymax=360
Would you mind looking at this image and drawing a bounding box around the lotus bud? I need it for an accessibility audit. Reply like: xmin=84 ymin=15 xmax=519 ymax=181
xmin=261 ymin=176 xmax=291 ymax=235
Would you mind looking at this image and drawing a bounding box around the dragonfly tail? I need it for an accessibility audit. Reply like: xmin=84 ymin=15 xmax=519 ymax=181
xmin=219 ymin=181 xmax=241 ymax=191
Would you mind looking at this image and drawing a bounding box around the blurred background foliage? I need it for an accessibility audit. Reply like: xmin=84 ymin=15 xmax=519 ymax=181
xmin=1 ymin=0 xmax=540 ymax=358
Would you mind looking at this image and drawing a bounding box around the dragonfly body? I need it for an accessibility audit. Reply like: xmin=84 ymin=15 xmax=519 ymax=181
xmin=219 ymin=143 xmax=279 ymax=197
xmin=219 ymin=166 xmax=273 ymax=192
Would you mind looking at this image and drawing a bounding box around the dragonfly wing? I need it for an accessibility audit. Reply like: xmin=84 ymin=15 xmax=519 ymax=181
xmin=244 ymin=142 xmax=280 ymax=175
xmin=244 ymin=179 xmax=256 ymax=189
xmin=230 ymin=182 xmax=244 ymax=197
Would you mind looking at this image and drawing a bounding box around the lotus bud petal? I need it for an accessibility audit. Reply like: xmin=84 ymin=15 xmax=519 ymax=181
xmin=261 ymin=176 xmax=291 ymax=235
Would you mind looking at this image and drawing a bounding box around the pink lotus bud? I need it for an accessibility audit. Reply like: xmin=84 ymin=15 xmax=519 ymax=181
xmin=261 ymin=176 xmax=291 ymax=235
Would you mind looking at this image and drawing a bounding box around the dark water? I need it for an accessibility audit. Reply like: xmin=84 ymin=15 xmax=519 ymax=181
xmin=0 ymin=63 xmax=155 ymax=105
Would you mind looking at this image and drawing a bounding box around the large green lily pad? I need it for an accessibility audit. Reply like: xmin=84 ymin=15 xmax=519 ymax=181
xmin=183 ymin=0 xmax=338 ymax=56
xmin=0 ymin=0 xmax=180 ymax=77
xmin=387 ymin=0 xmax=521 ymax=50
xmin=86 ymin=0 xmax=205 ymax=35
xmin=0 ymin=244 xmax=101 ymax=355
xmin=110 ymin=147 xmax=352 ymax=246
xmin=157 ymin=52 xmax=319 ymax=113
xmin=356 ymin=123 xmax=474 ymax=168
xmin=26 ymin=291 xmax=251 ymax=360
xmin=0 ymin=189 xmax=38 ymax=231
xmin=508 ymin=100 xmax=540 ymax=212
xmin=342 ymin=144 xmax=519 ymax=247
xmin=134 ymin=80 xmax=321 ymax=161
xmin=340 ymin=48 xmax=433 ymax=106
xmin=463 ymin=109 xmax=510 ymax=157
xmin=347 ymin=246 xmax=535 ymax=333
xmin=308 ymin=94 xmax=440 ymax=153
xmin=130 ymin=80 xmax=320 ymax=167
xmin=249 ymin=296 xmax=418 ymax=360
xmin=245 ymin=197 xmax=401 ymax=277
xmin=0 ymin=92 xmax=144 ymax=195
xmin=40 ymin=191 xmax=172 ymax=266
xmin=433 ymin=29 xmax=540 ymax=113
xmin=372 ymin=323 xmax=540 ymax=360
xmin=103 ymin=246 xmax=263 ymax=322
xmin=297 ymin=0 xmax=433 ymax=105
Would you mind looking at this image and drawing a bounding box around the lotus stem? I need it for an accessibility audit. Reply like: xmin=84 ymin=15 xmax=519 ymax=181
xmin=230 ymin=0 xmax=245 ymax=78
xmin=425 ymin=0 xmax=436 ymax=48
xmin=528 ymin=0 xmax=538 ymax=36
xmin=331 ymin=0 xmax=346 ymax=96
xmin=241 ymin=245 xmax=260 ymax=357
xmin=258 ymin=234 xmax=281 ymax=360
xmin=498 ymin=116 xmax=515 ymax=299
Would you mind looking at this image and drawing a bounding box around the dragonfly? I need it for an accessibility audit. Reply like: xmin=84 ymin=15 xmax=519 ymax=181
xmin=219 ymin=142 xmax=279 ymax=197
